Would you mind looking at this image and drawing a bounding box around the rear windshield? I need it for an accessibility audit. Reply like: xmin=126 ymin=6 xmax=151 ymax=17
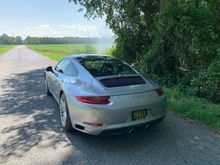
xmin=78 ymin=57 xmax=136 ymax=77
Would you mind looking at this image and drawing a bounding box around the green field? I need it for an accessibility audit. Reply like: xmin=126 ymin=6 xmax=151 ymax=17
xmin=28 ymin=44 xmax=113 ymax=61
xmin=0 ymin=45 xmax=15 ymax=55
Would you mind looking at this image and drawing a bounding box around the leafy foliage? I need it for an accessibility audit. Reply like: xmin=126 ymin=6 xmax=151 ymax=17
xmin=190 ymin=58 xmax=220 ymax=102
xmin=70 ymin=0 xmax=160 ymax=63
xmin=142 ymin=0 xmax=220 ymax=102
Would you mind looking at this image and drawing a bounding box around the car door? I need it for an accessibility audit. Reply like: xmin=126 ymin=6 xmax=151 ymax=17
xmin=47 ymin=71 xmax=55 ymax=94
xmin=50 ymin=59 xmax=71 ymax=101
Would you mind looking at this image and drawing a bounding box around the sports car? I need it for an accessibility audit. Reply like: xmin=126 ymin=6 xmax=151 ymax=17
xmin=44 ymin=54 xmax=166 ymax=135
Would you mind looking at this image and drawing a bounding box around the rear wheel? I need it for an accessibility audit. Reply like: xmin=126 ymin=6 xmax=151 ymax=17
xmin=59 ymin=93 xmax=73 ymax=131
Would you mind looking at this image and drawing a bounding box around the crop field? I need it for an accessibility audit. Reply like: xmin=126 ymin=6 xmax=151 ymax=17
xmin=28 ymin=44 xmax=113 ymax=61
xmin=0 ymin=45 xmax=15 ymax=55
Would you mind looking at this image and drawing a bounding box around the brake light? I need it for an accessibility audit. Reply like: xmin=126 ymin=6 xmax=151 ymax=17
xmin=156 ymin=88 xmax=164 ymax=96
xmin=83 ymin=122 xmax=103 ymax=127
xmin=76 ymin=96 xmax=110 ymax=104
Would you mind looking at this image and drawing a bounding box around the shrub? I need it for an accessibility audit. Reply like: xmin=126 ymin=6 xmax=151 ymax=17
xmin=190 ymin=57 xmax=220 ymax=102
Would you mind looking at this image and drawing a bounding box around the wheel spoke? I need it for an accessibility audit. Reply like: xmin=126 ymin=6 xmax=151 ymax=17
xmin=60 ymin=95 xmax=67 ymax=127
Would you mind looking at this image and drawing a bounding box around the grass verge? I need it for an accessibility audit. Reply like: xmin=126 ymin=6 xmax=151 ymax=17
xmin=165 ymin=88 xmax=220 ymax=132
xmin=0 ymin=45 xmax=15 ymax=55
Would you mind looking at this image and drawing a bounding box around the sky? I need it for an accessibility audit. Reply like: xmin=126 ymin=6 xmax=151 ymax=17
xmin=0 ymin=0 xmax=113 ymax=38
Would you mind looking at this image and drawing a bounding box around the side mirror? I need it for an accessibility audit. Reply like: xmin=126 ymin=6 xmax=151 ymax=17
xmin=46 ymin=66 xmax=53 ymax=72
xmin=58 ymin=69 xmax=64 ymax=74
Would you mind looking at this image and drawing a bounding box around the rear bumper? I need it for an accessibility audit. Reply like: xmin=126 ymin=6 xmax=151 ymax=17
xmin=73 ymin=115 xmax=165 ymax=135
xmin=99 ymin=116 xmax=165 ymax=136
xmin=66 ymin=91 xmax=166 ymax=135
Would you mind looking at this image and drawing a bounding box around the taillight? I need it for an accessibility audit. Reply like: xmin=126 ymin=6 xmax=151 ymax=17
xmin=76 ymin=96 xmax=110 ymax=104
xmin=156 ymin=88 xmax=164 ymax=96
xmin=83 ymin=122 xmax=103 ymax=127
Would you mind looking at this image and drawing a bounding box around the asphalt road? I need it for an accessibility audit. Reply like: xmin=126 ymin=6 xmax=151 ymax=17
xmin=0 ymin=46 xmax=220 ymax=165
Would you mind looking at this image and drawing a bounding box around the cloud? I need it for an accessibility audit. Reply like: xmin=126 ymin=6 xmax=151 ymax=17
xmin=0 ymin=24 xmax=114 ymax=38
xmin=0 ymin=26 xmax=18 ymax=37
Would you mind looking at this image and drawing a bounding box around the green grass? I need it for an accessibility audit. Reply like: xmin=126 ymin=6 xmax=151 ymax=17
xmin=0 ymin=45 xmax=15 ymax=55
xmin=28 ymin=44 xmax=113 ymax=61
xmin=165 ymin=88 xmax=220 ymax=132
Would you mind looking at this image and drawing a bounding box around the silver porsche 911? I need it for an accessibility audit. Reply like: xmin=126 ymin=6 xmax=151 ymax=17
xmin=44 ymin=54 xmax=166 ymax=135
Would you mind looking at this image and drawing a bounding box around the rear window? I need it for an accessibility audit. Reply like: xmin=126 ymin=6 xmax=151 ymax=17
xmin=78 ymin=57 xmax=137 ymax=77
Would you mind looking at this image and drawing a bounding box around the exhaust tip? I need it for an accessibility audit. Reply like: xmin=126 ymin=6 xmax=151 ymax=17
xmin=144 ymin=125 xmax=151 ymax=129
xmin=128 ymin=128 xmax=135 ymax=134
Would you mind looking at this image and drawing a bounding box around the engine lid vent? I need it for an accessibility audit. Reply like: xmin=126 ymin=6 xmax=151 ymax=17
xmin=100 ymin=76 xmax=146 ymax=88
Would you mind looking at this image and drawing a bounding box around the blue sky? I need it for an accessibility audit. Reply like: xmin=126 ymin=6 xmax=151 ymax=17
xmin=0 ymin=0 xmax=113 ymax=38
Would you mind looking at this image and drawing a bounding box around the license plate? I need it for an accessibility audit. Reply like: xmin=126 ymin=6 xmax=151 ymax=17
xmin=132 ymin=110 xmax=147 ymax=121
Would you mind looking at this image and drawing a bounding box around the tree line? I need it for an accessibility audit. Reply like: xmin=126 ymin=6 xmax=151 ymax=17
xmin=70 ymin=0 xmax=220 ymax=103
xmin=0 ymin=34 xmax=22 ymax=45
xmin=0 ymin=33 xmax=114 ymax=45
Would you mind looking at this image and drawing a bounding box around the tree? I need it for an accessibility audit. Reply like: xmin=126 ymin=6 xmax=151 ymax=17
xmin=23 ymin=36 xmax=114 ymax=44
xmin=0 ymin=33 xmax=10 ymax=44
xmin=0 ymin=34 xmax=22 ymax=45
xmin=14 ymin=36 xmax=22 ymax=45
xmin=69 ymin=0 xmax=162 ymax=63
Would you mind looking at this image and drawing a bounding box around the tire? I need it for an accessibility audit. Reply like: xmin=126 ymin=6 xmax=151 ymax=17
xmin=45 ymin=80 xmax=52 ymax=96
xmin=59 ymin=93 xmax=73 ymax=131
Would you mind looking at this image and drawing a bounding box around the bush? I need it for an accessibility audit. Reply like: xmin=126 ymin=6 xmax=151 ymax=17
xmin=103 ymin=47 xmax=115 ymax=55
xmin=190 ymin=58 xmax=220 ymax=102
xmin=136 ymin=1 xmax=220 ymax=103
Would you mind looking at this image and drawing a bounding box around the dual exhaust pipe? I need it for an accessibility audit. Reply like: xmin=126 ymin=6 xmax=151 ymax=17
xmin=128 ymin=124 xmax=151 ymax=134
xmin=128 ymin=128 xmax=135 ymax=134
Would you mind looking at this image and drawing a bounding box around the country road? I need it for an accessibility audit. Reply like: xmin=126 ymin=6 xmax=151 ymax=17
xmin=0 ymin=46 xmax=220 ymax=165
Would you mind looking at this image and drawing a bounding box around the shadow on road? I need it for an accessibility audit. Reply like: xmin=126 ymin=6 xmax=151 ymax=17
xmin=1 ymin=68 xmax=218 ymax=164
xmin=61 ymin=124 xmax=175 ymax=164
xmin=0 ymin=69 xmax=67 ymax=160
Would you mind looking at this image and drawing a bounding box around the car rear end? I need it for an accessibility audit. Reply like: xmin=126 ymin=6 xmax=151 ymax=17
xmin=67 ymin=55 xmax=166 ymax=135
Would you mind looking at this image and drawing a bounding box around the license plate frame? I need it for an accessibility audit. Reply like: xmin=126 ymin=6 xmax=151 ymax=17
xmin=132 ymin=110 xmax=147 ymax=121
